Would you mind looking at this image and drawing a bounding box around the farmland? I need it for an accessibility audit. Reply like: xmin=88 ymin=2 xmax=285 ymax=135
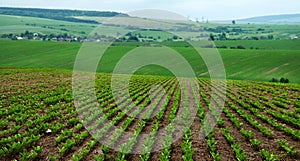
xmin=1 ymin=40 xmax=300 ymax=83
xmin=0 ymin=14 xmax=95 ymax=37
xmin=0 ymin=68 xmax=300 ymax=160
xmin=1 ymin=12 xmax=300 ymax=41
xmin=1 ymin=7 xmax=300 ymax=161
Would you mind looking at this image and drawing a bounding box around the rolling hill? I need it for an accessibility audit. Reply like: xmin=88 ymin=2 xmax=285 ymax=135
xmin=0 ymin=7 xmax=127 ymax=24
xmin=0 ymin=40 xmax=299 ymax=83
xmin=237 ymin=13 xmax=300 ymax=24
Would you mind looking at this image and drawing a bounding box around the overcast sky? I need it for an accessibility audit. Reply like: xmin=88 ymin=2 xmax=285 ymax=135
xmin=0 ymin=0 xmax=299 ymax=20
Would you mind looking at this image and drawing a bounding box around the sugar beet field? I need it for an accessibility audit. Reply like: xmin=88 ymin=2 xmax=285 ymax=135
xmin=1 ymin=68 xmax=300 ymax=161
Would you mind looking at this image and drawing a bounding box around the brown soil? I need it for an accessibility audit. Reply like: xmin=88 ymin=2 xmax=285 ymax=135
xmin=1 ymin=69 xmax=300 ymax=161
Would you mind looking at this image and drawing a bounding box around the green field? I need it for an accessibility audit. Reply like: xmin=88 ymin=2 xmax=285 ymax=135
xmin=200 ymin=23 xmax=300 ymax=40
xmin=0 ymin=14 xmax=132 ymax=37
xmin=0 ymin=14 xmax=95 ymax=37
xmin=0 ymin=40 xmax=299 ymax=83
xmin=215 ymin=39 xmax=300 ymax=50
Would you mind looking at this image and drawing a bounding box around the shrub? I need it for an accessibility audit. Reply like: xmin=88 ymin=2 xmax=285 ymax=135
xmin=280 ymin=78 xmax=289 ymax=83
xmin=237 ymin=45 xmax=246 ymax=49
xmin=217 ymin=45 xmax=227 ymax=49
xmin=270 ymin=78 xmax=289 ymax=83
xmin=269 ymin=78 xmax=278 ymax=83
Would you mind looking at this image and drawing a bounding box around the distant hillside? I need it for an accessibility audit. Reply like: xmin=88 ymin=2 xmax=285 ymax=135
xmin=0 ymin=7 xmax=128 ymax=24
xmin=237 ymin=14 xmax=300 ymax=24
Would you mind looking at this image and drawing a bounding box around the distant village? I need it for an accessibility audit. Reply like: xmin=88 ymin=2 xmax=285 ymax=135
xmin=1 ymin=30 xmax=297 ymax=43
xmin=0 ymin=30 xmax=188 ymax=43
xmin=0 ymin=31 xmax=99 ymax=42
xmin=1 ymin=31 xmax=84 ymax=42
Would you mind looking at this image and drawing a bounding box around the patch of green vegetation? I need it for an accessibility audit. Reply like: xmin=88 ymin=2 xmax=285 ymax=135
xmin=0 ymin=40 xmax=80 ymax=68
xmin=218 ymin=49 xmax=300 ymax=83
xmin=198 ymin=23 xmax=300 ymax=40
xmin=0 ymin=14 xmax=95 ymax=37
xmin=215 ymin=40 xmax=300 ymax=50
xmin=131 ymin=29 xmax=175 ymax=40
xmin=1 ymin=40 xmax=299 ymax=83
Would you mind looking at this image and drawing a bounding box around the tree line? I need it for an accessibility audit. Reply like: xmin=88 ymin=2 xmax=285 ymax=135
xmin=0 ymin=7 xmax=128 ymax=24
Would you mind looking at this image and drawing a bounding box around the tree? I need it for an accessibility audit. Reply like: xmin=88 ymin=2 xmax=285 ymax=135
xmin=49 ymin=33 xmax=55 ymax=39
xmin=63 ymin=33 xmax=69 ymax=38
xmin=25 ymin=30 xmax=30 ymax=36
xmin=270 ymin=77 xmax=289 ymax=83
xmin=209 ymin=34 xmax=215 ymax=41
xmin=237 ymin=45 xmax=246 ymax=49
xmin=270 ymin=78 xmax=278 ymax=82
xmin=125 ymin=32 xmax=132 ymax=37
xmin=268 ymin=35 xmax=274 ymax=40
xmin=280 ymin=78 xmax=289 ymax=83
xmin=285 ymin=78 xmax=289 ymax=83
xmin=127 ymin=36 xmax=139 ymax=42
xmin=232 ymin=20 xmax=236 ymax=25
xmin=219 ymin=32 xmax=227 ymax=40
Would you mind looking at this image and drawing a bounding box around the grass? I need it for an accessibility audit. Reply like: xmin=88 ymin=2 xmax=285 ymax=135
xmin=0 ymin=40 xmax=299 ymax=83
xmin=131 ymin=30 xmax=175 ymax=40
xmin=219 ymin=49 xmax=300 ymax=82
xmin=0 ymin=40 xmax=80 ymax=68
xmin=0 ymin=14 xmax=95 ymax=37
xmin=198 ymin=22 xmax=300 ymax=39
xmin=215 ymin=39 xmax=300 ymax=50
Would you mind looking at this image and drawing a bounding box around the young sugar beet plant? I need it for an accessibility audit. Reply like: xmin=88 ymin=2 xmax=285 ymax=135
xmin=159 ymin=83 xmax=180 ymax=161
xmin=181 ymin=82 xmax=194 ymax=161
xmin=20 ymin=146 xmax=43 ymax=161
xmin=160 ymin=124 xmax=176 ymax=161
xmin=222 ymin=127 xmax=248 ymax=161
xmin=71 ymin=139 xmax=98 ymax=161
xmin=168 ymin=87 xmax=181 ymax=122
xmin=198 ymin=79 xmax=274 ymax=160
xmin=55 ymin=129 xmax=73 ymax=144
xmin=140 ymin=120 xmax=160 ymax=161
xmin=0 ymin=134 xmax=42 ymax=158
xmin=197 ymin=82 xmax=222 ymax=161
xmin=140 ymin=83 xmax=175 ymax=161
xmin=116 ymin=81 xmax=172 ymax=160
xmin=209 ymin=82 xmax=266 ymax=152
xmin=260 ymin=149 xmax=280 ymax=161
xmin=276 ymin=139 xmax=299 ymax=157
xmin=182 ymin=128 xmax=194 ymax=161
xmin=106 ymin=81 xmax=170 ymax=160
xmin=229 ymin=90 xmax=300 ymax=140
xmin=85 ymin=82 xmax=156 ymax=146
xmin=240 ymin=128 xmax=263 ymax=149
xmin=206 ymin=130 xmax=222 ymax=161
xmin=240 ymin=128 xmax=263 ymax=151
xmin=116 ymin=121 xmax=146 ymax=161
xmin=226 ymin=94 xmax=274 ymax=138
xmin=58 ymin=138 xmax=75 ymax=157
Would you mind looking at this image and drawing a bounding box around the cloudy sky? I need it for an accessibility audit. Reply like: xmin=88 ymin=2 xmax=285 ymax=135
xmin=0 ymin=0 xmax=299 ymax=20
